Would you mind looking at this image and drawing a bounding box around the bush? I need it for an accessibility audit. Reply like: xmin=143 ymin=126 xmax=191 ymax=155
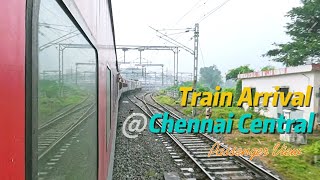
xmin=304 ymin=141 xmax=320 ymax=155
xmin=222 ymin=87 xmax=236 ymax=94
xmin=155 ymin=95 xmax=175 ymax=105
xmin=235 ymin=80 xmax=242 ymax=104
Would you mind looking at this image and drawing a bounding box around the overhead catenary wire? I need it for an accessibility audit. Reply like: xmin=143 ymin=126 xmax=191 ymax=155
xmin=199 ymin=41 xmax=206 ymax=67
xmin=40 ymin=4 xmax=90 ymax=59
xmin=39 ymin=30 xmax=79 ymax=51
xmin=157 ymin=28 xmax=193 ymax=31
xmin=39 ymin=23 xmax=74 ymax=28
xmin=150 ymin=26 xmax=194 ymax=54
xmin=42 ymin=26 xmax=75 ymax=33
xmin=162 ymin=30 xmax=192 ymax=36
xmin=172 ymin=0 xmax=207 ymax=41
xmin=197 ymin=0 xmax=232 ymax=23
xmin=175 ymin=0 xmax=208 ymax=25
xmin=157 ymin=35 xmax=183 ymax=50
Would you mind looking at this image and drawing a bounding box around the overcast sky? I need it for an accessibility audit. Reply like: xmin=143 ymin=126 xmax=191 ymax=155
xmin=113 ymin=0 xmax=302 ymax=78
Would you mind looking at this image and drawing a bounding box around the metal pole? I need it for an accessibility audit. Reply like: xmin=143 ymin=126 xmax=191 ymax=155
xmin=139 ymin=49 xmax=143 ymax=64
xmin=123 ymin=49 xmax=126 ymax=63
xmin=192 ymin=23 xmax=199 ymax=117
xmin=166 ymin=68 xmax=168 ymax=86
xmin=176 ymin=47 xmax=179 ymax=85
xmin=61 ymin=48 xmax=64 ymax=96
xmin=173 ymin=51 xmax=176 ymax=86
xmin=75 ymin=64 xmax=78 ymax=85
xmin=58 ymin=46 xmax=61 ymax=85
xmin=162 ymin=65 xmax=164 ymax=86
xmin=144 ymin=67 xmax=146 ymax=88
xmin=142 ymin=66 xmax=144 ymax=76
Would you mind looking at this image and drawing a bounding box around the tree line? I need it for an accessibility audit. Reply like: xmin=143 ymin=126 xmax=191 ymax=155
xmin=199 ymin=0 xmax=319 ymax=99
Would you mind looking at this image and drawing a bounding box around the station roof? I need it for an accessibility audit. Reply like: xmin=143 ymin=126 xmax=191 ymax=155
xmin=238 ymin=64 xmax=320 ymax=79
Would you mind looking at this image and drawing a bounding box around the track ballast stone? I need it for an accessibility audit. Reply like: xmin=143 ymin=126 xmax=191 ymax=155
xmin=113 ymin=95 xmax=183 ymax=179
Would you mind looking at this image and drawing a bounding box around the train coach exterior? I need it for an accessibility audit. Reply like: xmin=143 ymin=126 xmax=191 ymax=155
xmin=118 ymin=79 xmax=141 ymax=94
xmin=0 ymin=0 xmax=139 ymax=179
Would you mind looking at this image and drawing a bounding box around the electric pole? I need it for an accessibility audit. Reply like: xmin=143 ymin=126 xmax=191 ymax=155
xmin=192 ymin=23 xmax=199 ymax=117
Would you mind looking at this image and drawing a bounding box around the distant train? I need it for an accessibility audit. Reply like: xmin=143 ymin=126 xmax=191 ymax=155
xmin=119 ymin=74 xmax=141 ymax=92
xmin=0 ymin=0 xmax=140 ymax=179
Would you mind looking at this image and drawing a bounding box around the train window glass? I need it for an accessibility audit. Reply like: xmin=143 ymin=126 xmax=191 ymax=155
xmin=37 ymin=0 xmax=97 ymax=179
xmin=106 ymin=67 xmax=111 ymax=147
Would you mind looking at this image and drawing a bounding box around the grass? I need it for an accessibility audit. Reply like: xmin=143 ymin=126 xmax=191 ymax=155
xmin=155 ymin=94 xmax=320 ymax=180
xmin=224 ymin=132 xmax=320 ymax=180
xmin=39 ymin=80 xmax=87 ymax=123
xmin=154 ymin=95 xmax=177 ymax=106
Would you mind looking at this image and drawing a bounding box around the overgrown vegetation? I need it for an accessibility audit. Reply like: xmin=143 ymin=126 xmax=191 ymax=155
xmin=199 ymin=65 xmax=222 ymax=89
xmin=225 ymin=133 xmax=320 ymax=180
xmin=155 ymin=94 xmax=320 ymax=180
xmin=264 ymin=0 xmax=320 ymax=66
xmin=154 ymin=95 xmax=177 ymax=106
xmin=39 ymin=80 xmax=87 ymax=123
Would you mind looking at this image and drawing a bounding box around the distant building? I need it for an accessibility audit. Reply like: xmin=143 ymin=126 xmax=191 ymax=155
xmin=238 ymin=64 xmax=320 ymax=125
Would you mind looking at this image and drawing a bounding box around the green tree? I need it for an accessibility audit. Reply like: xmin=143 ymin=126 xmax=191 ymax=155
xmin=197 ymin=86 xmax=210 ymax=92
xmin=199 ymin=65 xmax=222 ymax=89
xmin=226 ymin=65 xmax=254 ymax=80
xmin=261 ymin=65 xmax=275 ymax=71
xmin=235 ymin=80 xmax=242 ymax=104
xmin=264 ymin=0 xmax=320 ymax=66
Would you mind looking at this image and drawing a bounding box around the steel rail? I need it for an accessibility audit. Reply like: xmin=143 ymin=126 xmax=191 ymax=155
xmin=38 ymin=104 xmax=95 ymax=161
xmin=149 ymin=93 xmax=281 ymax=180
xmin=39 ymin=103 xmax=91 ymax=131
xmin=128 ymin=94 xmax=214 ymax=179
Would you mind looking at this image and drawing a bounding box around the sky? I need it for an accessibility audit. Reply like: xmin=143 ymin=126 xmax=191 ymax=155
xmin=39 ymin=0 xmax=96 ymax=75
xmin=112 ymin=0 xmax=302 ymax=78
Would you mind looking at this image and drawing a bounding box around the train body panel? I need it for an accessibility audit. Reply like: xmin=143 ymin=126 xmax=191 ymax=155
xmin=62 ymin=1 xmax=118 ymax=179
xmin=0 ymin=0 xmax=26 ymax=179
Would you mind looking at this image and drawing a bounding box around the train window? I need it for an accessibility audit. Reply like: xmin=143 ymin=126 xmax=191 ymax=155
xmin=106 ymin=67 xmax=111 ymax=147
xmin=37 ymin=0 xmax=97 ymax=179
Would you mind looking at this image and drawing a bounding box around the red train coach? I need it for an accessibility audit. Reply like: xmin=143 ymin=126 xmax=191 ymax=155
xmin=0 ymin=0 xmax=132 ymax=179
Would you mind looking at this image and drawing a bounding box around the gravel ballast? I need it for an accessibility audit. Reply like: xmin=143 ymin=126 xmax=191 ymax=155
xmin=112 ymin=95 xmax=183 ymax=179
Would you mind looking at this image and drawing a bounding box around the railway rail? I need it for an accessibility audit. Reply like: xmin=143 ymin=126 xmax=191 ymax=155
xmin=39 ymin=98 xmax=92 ymax=132
xmin=128 ymin=92 xmax=281 ymax=180
xmin=38 ymin=100 xmax=96 ymax=161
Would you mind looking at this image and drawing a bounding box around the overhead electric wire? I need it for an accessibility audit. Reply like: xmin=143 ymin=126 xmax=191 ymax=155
xmin=39 ymin=30 xmax=79 ymax=50
xmin=197 ymin=0 xmax=232 ymax=23
xmin=175 ymin=0 xmax=208 ymax=25
xmin=157 ymin=35 xmax=182 ymax=49
xmin=39 ymin=23 xmax=74 ymax=28
xmin=150 ymin=26 xmax=194 ymax=54
xmin=42 ymin=26 xmax=75 ymax=33
xmin=39 ymin=8 xmax=90 ymax=58
xmin=157 ymin=28 xmax=193 ymax=31
xmin=199 ymin=41 xmax=206 ymax=67
xmin=163 ymin=30 xmax=192 ymax=36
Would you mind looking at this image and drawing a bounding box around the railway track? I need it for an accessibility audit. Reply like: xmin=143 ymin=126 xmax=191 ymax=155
xmin=38 ymin=101 xmax=96 ymax=161
xmin=39 ymin=101 xmax=92 ymax=132
xmin=39 ymin=96 xmax=90 ymax=125
xmin=128 ymin=92 xmax=281 ymax=180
